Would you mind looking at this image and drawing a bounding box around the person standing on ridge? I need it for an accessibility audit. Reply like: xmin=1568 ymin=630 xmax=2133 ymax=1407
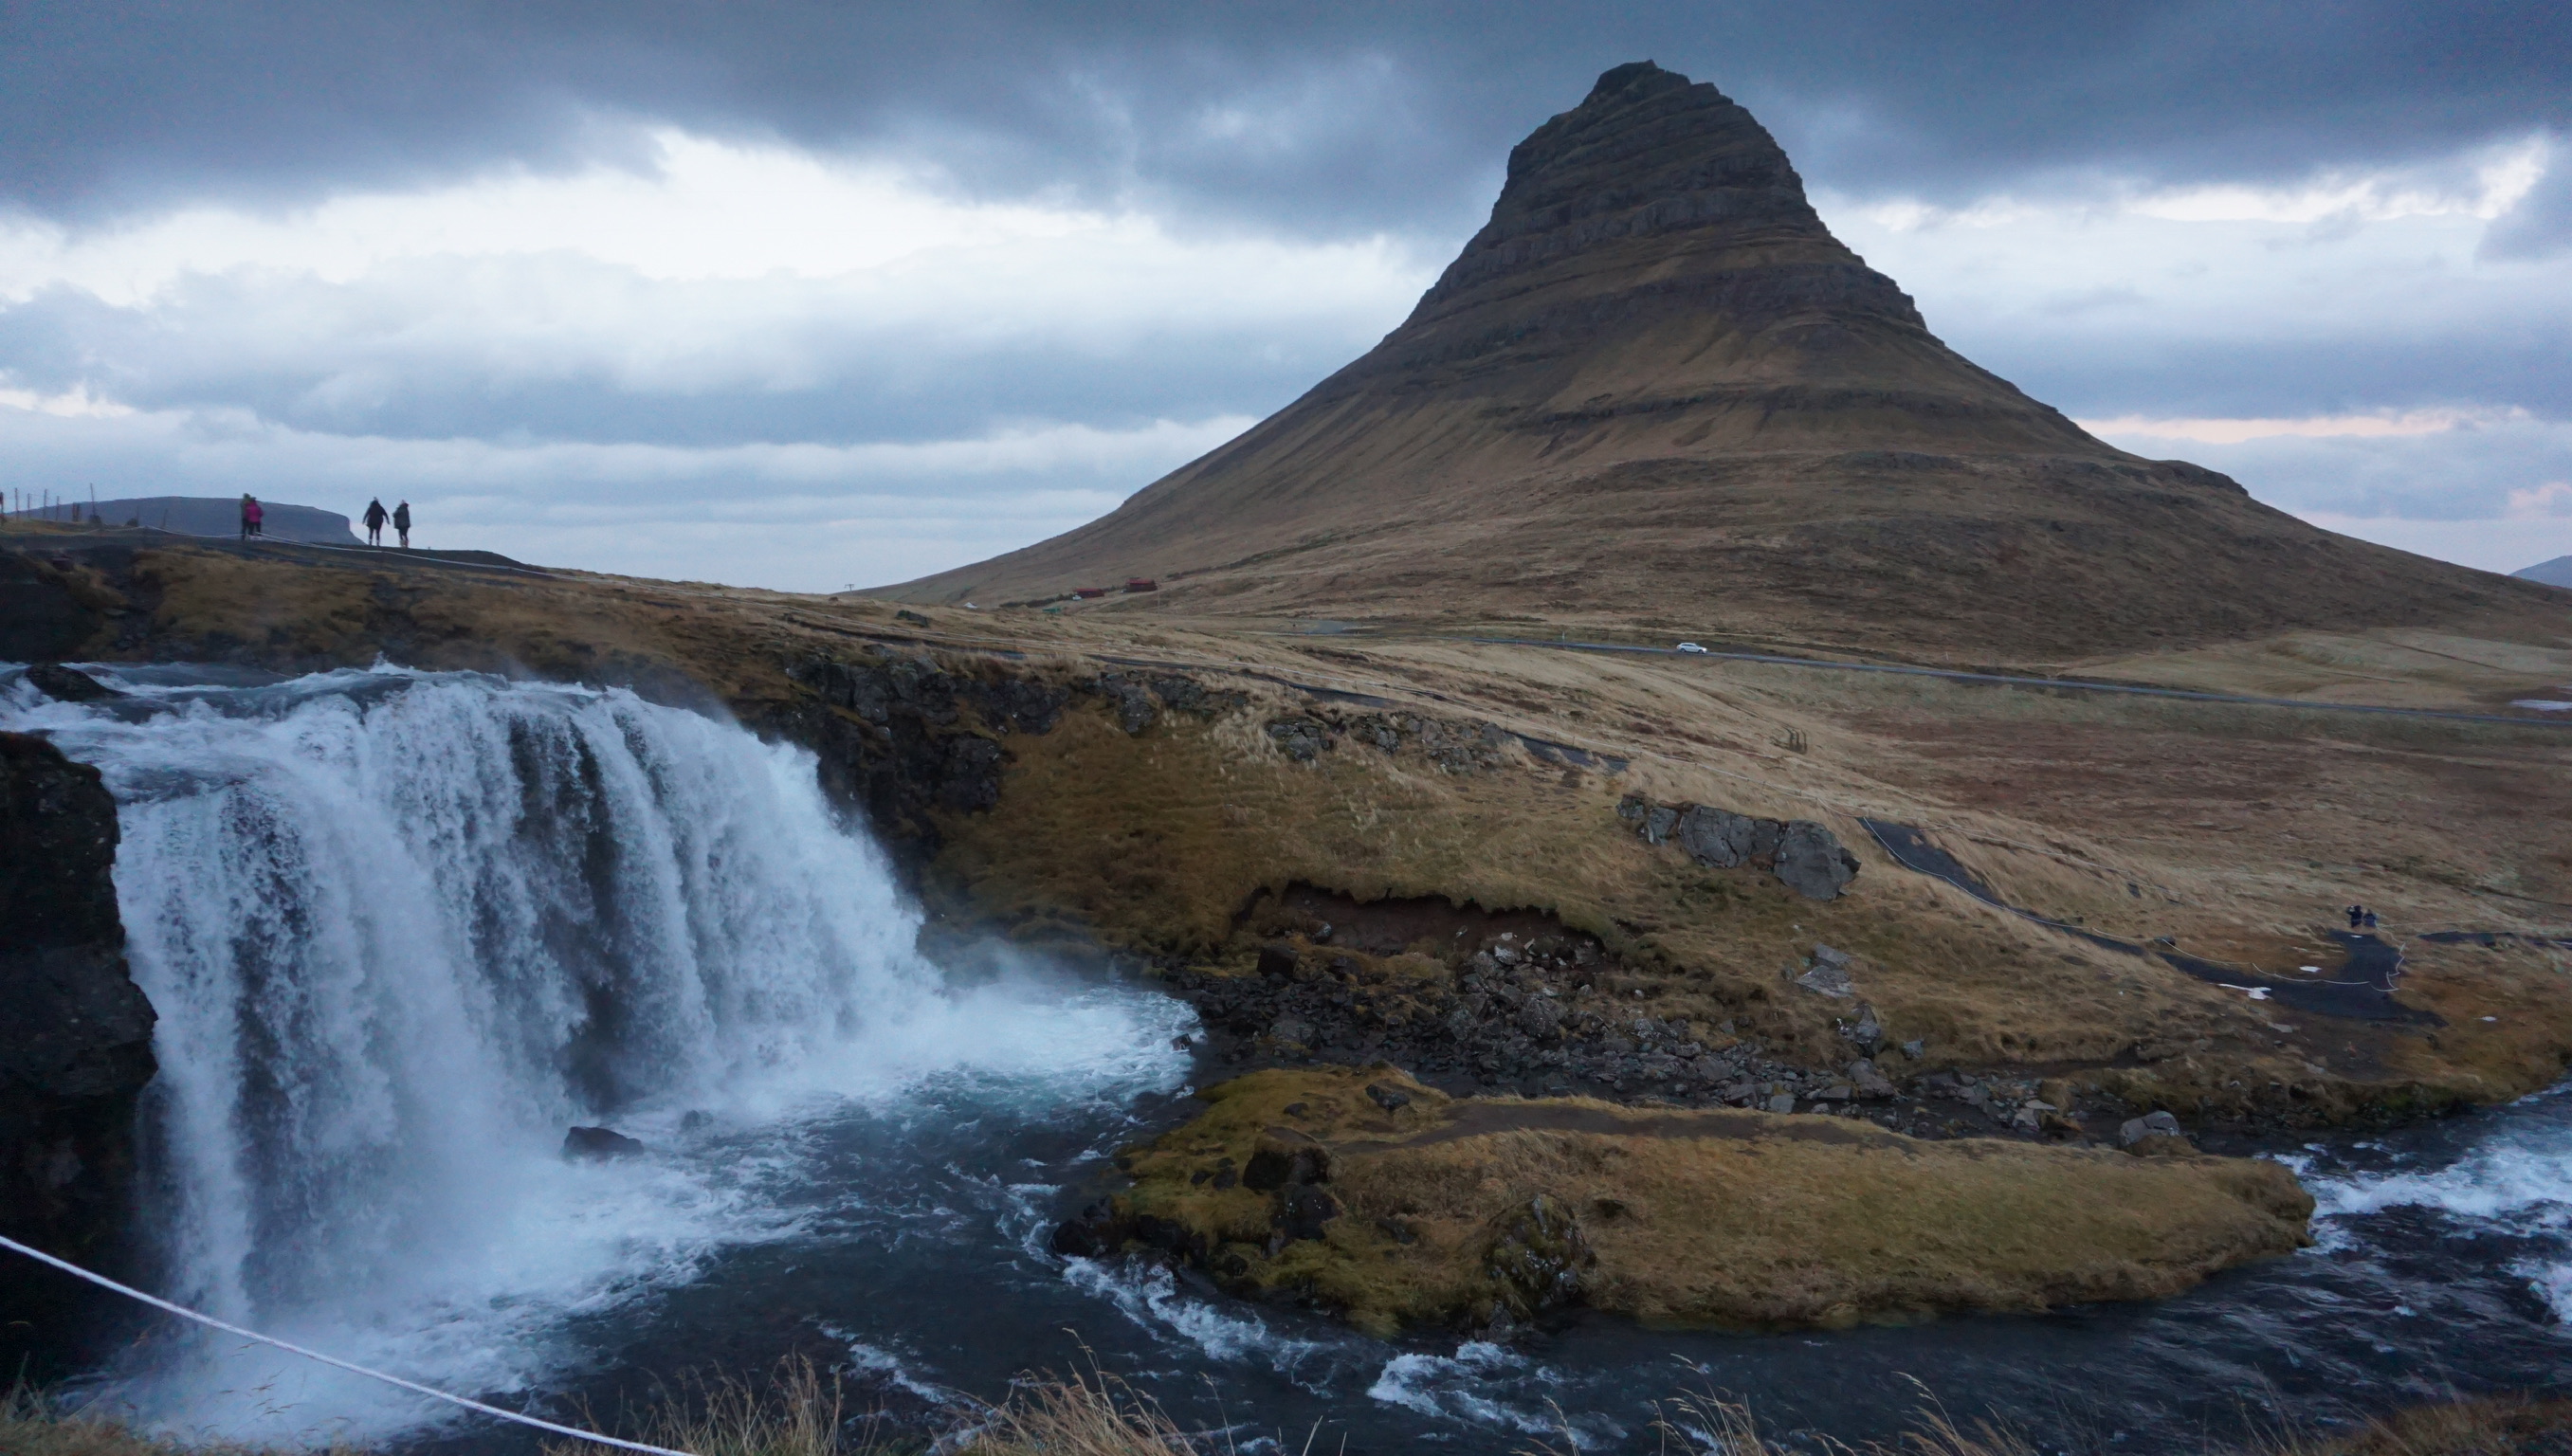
xmin=239 ymin=494 xmax=264 ymax=539
xmin=363 ymin=497 xmax=389 ymax=546
xmin=392 ymin=500 xmax=411 ymax=550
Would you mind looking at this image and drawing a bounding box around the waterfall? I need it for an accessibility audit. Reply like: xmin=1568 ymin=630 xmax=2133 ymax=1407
xmin=2 ymin=664 xmax=1191 ymax=1445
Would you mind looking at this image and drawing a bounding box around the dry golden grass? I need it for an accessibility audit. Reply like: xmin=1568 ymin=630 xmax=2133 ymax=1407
xmin=2256 ymin=1396 xmax=2572 ymax=1456
xmin=1529 ymin=1390 xmax=2572 ymax=1456
xmin=0 ymin=1382 xmax=345 ymax=1456
xmin=538 ymin=1356 xmax=1207 ymax=1456
xmin=1115 ymin=1066 xmax=2313 ymax=1335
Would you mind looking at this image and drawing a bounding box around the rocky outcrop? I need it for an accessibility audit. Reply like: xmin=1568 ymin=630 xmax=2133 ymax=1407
xmin=775 ymin=649 xmax=1273 ymax=863
xmin=1265 ymin=710 xmax=1516 ymax=771
xmin=777 ymin=651 xmax=1041 ymax=855
xmin=1620 ymin=794 xmax=1859 ymax=900
xmin=0 ymin=733 xmax=155 ymax=1337
xmin=24 ymin=664 xmax=122 ymax=702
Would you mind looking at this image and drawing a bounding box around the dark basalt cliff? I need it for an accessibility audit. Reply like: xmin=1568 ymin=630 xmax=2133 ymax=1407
xmin=1 ymin=732 xmax=156 ymax=1361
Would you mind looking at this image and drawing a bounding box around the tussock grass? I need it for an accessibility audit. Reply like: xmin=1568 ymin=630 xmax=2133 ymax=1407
xmin=0 ymin=1381 xmax=339 ymax=1456
xmin=1529 ymin=1388 xmax=2572 ymax=1456
xmin=2254 ymin=1395 xmax=2572 ymax=1456
xmin=538 ymin=1356 xmax=1206 ymax=1456
xmin=14 ymin=1368 xmax=2567 ymax=1456
xmin=544 ymin=1357 xmax=858 ymax=1456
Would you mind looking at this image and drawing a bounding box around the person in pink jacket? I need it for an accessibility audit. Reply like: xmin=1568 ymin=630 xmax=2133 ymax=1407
xmin=239 ymin=495 xmax=264 ymax=539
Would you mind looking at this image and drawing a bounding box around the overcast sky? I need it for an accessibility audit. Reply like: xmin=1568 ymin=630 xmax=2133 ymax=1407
xmin=3 ymin=2 xmax=2568 ymax=587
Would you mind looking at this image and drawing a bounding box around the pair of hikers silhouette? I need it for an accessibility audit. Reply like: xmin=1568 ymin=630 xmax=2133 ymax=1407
xmin=360 ymin=497 xmax=413 ymax=548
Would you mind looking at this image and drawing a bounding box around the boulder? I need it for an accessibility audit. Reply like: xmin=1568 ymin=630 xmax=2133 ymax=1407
xmin=1516 ymin=998 xmax=1564 ymax=1041
xmin=1840 ymin=1001 xmax=1885 ymax=1051
xmin=1049 ymin=1199 xmax=1124 ymax=1258
xmin=1848 ymin=1059 xmax=1896 ymax=1099
xmin=1673 ymin=806 xmax=1781 ymax=868
xmin=1774 ymin=820 xmax=1861 ymax=900
xmin=1484 ymin=1194 xmax=1593 ymax=1321
xmin=562 ymin=1125 xmax=648 ymax=1159
xmin=1795 ymin=945 xmax=1855 ymax=998
xmin=24 ymin=664 xmax=121 ymax=702
xmin=1364 ymin=1083 xmax=1413 ymax=1113
xmin=2120 ymin=1111 xmax=2188 ymax=1152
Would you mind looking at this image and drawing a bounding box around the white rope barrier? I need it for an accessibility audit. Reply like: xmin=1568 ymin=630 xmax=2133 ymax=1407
xmin=0 ymin=1233 xmax=697 ymax=1455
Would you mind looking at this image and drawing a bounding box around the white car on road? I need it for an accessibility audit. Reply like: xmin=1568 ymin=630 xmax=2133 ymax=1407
xmin=1675 ymin=642 xmax=1707 ymax=653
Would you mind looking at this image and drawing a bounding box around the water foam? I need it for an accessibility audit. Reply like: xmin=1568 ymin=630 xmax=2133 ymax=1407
xmin=2299 ymin=1087 xmax=2572 ymax=1321
xmin=3 ymin=664 xmax=1189 ymax=1446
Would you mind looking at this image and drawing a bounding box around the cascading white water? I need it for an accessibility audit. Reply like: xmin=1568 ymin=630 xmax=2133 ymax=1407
xmin=1 ymin=664 xmax=1192 ymax=1446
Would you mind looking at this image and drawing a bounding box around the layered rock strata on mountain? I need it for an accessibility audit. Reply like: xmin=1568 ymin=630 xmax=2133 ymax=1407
xmin=884 ymin=62 xmax=2561 ymax=662
xmin=0 ymin=733 xmax=156 ymax=1342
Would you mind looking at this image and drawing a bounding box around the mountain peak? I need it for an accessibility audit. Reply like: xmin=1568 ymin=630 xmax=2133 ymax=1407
xmin=1390 ymin=58 xmax=1924 ymax=376
xmin=1578 ymin=59 xmax=1692 ymax=107
xmin=878 ymin=66 xmax=2557 ymax=664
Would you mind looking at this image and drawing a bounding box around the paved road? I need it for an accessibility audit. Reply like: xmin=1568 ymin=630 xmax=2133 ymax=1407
xmin=1467 ymin=635 xmax=2572 ymax=729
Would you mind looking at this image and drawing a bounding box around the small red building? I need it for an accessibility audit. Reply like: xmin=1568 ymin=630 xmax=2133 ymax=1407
xmin=1124 ymin=577 xmax=1158 ymax=593
xmin=1074 ymin=587 xmax=1108 ymax=599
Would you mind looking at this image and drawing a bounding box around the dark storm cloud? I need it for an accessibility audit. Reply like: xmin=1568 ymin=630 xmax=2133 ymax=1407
xmin=9 ymin=2 xmax=2569 ymax=237
xmin=0 ymin=268 xmax=1370 ymax=446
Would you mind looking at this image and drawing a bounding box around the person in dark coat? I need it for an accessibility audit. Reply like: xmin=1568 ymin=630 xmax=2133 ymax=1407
xmin=362 ymin=498 xmax=389 ymax=546
xmin=392 ymin=500 xmax=411 ymax=549
xmin=239 ymin=494 xmax=263 ymax=538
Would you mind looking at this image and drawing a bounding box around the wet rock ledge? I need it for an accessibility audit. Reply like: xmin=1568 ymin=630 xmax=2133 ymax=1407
xmin=0 ymin=731 xmax=157 ymax=1359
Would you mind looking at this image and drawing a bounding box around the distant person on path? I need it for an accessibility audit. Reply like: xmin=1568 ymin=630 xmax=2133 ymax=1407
xmin=2346 ymin=903 xmax=2365 ymax=930
xmin=239 ymin=494 xmax=264 ymax=539
xmin=2362 ymin=909 xmax=2379 ymax=931
xmin=363 ymin=497 xmax=389 ymax=546
xmin=392 ymin=500 xmax=411 ymax=550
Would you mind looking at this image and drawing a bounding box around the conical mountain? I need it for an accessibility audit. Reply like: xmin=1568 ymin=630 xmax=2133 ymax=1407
xmin=884 ymin=62 xmax=2561 ymax=664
